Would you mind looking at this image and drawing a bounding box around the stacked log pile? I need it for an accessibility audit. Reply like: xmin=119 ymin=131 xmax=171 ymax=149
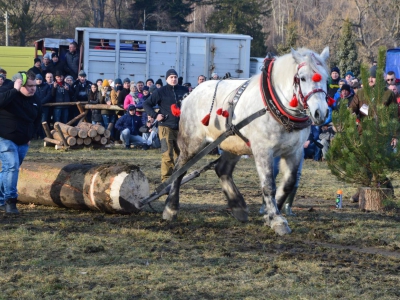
xmin=43 ymin=121 xmax=111 ymax=149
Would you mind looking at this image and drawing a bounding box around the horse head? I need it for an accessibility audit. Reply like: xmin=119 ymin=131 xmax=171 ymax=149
xmin=290 ymin=47 xmax=330 ymax=125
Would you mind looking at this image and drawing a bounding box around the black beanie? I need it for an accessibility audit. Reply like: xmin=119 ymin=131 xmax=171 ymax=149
xmin=341 ymin=84 xmax=351 ymax=93
xmin=156 ymin=78 xmax=163 ymax=86
xmin=166 ymin=69 xmax=178 ymax=79
xmin=369 ymin=66 xmax=377 ymax=79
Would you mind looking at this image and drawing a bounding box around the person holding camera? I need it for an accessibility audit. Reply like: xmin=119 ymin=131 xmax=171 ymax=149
xmin=140 ymin=115 xmax=161 ymax=149
xmin=143 ymin=69 xmax=189 ymax=182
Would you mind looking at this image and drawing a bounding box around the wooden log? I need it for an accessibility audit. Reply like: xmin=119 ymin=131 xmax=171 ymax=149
xmin=91 ymin=124 xmax=105 ymax=135
xmin=77 ymin=129 xmax=88 ymax=138
xmin=75 ymin=122 xmax=97 ymax=138
xmin=42 ymin=101 xmax=88 ymax=107
xmin=17 ymin=162 xmax=149 ymax=214
xmin=54 ymin=122 xmax=78 ymax=137
xmin=359 ymin=187 xmax=392 ymax=211
xmin=66 ymin=111 xmax=88 ymax=126
xmin=76 ymin=138 xmax=84 ymax=145
xmin=93 ymin=135 xmax=101 ymax=142
xmin=83 ymin=137 xmax=92 ymax=145
xmin=44 ymin=141 xmax=53 ymax=147
xmin=55 ymin=145 xmax=64 ymax=150
xmin=107 ymin=122 xmax=114 ymax=131
xmin=42 ymin=122 xmax=52 ymax=138
xmin=84 ymin=104 xmax=124 ymax=111
xmin=44 ymin=137 xmax=63 ymax=146
xmin=103 ymin=129 xmax=111 ymax=138
xmin=54 ymin=123 xmax=69 ymax=149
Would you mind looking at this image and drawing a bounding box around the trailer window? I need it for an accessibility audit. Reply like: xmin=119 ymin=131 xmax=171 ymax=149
xmin=90 ymin=38 xmax=115 ymax=50
xmin=120 ymin=40 xmax=146 ymax=52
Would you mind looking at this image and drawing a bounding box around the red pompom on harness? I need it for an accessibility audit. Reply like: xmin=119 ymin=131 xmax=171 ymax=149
xmin=289 ymin=95 xmax=299 ymax=107
xmin=312 ymin=73 xmax=322 ymax=82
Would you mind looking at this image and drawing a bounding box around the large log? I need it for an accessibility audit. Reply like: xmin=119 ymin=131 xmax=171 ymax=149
xmin=42 ymin=101 xmax=88 ymax=107
xmin=54 ymin=122 xmax=78 ymax=137
xmin=17 ymin=162 xmax=149 ymax=214
xmin=44 ymin=137 xmax=63 ymax=146
xmin=91 ymin=124 xmax=105 ymax=135
xmin=76 ymin=122 xmax=98 ymax=137
xmin=359 ymin=187 xmax=392 ymax=211
xmin=54 ymin=123 xmax=69 ymax=149
xmin=84 ymin=104 xmax=124 ymax=111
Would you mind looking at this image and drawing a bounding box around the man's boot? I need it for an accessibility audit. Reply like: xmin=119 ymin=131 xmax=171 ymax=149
xmin=5 ymin=198 xmax=20 ymax=214
xmin=282 ymin=187 xmax=298 ymax=216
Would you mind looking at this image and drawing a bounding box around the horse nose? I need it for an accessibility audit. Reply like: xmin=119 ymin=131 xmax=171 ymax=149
xmin=314 ymin=110 xmax=320 ymax=120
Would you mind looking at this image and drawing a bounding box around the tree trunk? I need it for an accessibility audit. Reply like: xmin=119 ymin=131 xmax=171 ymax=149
xmin=17 ymin=162 xmax=149 ymax=214
xmin=359 ymin=187 xmax=392 ymax=211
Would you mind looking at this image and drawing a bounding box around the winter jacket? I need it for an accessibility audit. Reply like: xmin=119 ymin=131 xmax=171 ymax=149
xmin=73 ymin=80 xmax=92 ymax=102
xmin=124 ymin=93 xmax=139 ymax=110
xmin=100 ymin=87 xmax=113 ymax=115
xmin=115 ymin=113 xmax=143 ymax=136
xmin=327 ymin=77 xmax=341 ymax=98
xmin=0 ymin=88 xmax=41 ymax=145
xmin=0 ymin=79 xmax=14 ymax=93
xmin=88 ymin=90 xmax=103 ymax=122
xmin=52 ymin=82 xmax=73 ymax=108
xmin=64 ymin=51 xmax=80 ymax=79
xmin=143 ymin=83 xmax=188 ymax=130
xmin=117 ymin=88 xmax=130 ymax=116
xmin=35 ymin=82 xmax=52 ymax=105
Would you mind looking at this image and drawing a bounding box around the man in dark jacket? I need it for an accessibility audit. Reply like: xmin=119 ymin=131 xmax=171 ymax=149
xmin=115 ymin=104 xmax=148 ymax=149
xmin=28 ymin=58 xmax=43 ymax=77
xmin=34 ymin=74 xmax=52 ymax=138
xmin=0 ymin=70 xmax=41 ymax=214
xmin=64 ymin=41 xmax=80 ymax=80
xmin=143 ymin=69 xmax=189 ymax=182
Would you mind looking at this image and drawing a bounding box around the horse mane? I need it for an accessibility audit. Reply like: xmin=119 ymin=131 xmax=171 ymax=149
xmin=296 ymin=48 xmax=329 ymax=78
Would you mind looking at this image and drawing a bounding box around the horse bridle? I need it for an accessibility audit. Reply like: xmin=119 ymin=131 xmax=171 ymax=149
xmin=293 ymin=62 xmax=328 ymax=110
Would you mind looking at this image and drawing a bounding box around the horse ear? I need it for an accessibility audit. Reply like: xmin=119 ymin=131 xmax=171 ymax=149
xmin=290 ymin=48 xmax=303 ymax=64
xmin=320 ymin=47 xmax=329 ymax=62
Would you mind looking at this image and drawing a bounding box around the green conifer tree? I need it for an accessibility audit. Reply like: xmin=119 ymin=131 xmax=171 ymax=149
xmin=336 ymin=19 xmax=360 ymax=77
xmin=327 ymin=47 xmax=400 ymax=187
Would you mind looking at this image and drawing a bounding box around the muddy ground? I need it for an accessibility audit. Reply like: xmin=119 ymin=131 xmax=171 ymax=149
xmin=0 ymin=141 xmax=399 ymax=299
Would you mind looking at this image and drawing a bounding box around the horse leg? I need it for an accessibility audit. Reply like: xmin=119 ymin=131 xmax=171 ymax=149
xmin=275 ymin=153 xmax=303 ymax=210
xmin=162 ymin=134 xmax=205 ymax=221
xmin=253 ymin=151 xmax=291 ymax=236
xmin=215 ymin=151 xmax=248 ymax=222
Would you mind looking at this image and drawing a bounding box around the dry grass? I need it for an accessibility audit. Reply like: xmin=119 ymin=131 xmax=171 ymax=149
xmin=0 ymin=140 xmax=399 ymax=299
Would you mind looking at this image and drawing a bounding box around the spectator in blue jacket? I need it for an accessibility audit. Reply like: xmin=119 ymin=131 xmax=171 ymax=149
xmin=115 ymin=104 xmax=148 ymax=149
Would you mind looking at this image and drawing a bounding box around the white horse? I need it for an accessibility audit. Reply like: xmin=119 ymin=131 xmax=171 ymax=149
xmin=163 ymin=47 xmax=330 ymax=235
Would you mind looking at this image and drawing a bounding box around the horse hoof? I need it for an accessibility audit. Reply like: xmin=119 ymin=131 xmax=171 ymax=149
xmin=231 ymin=207 xmax=248 ymax=222
xmin=272 ymin=223 xmax=292 ymax=236
xmin=162 ymin=206 xmax=178 ymax=221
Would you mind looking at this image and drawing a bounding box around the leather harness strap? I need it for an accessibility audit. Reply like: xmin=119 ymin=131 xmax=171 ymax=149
xmin=261 ymin=58 xmax=312 ymax=132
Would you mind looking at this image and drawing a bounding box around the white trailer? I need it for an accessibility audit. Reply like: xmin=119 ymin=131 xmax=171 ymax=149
xmin=75 ymin=27 xmax=252 ymax=85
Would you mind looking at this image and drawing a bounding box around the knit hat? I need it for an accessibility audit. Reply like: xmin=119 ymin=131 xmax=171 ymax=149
xmin=128 ymin=104 xmax=136 ymax=111
xmin=331 ymin=67 xmax=340 ymax=75
xmin=156 ymin=78 xmax=163 ymax=86
xmin=78 ymin=70 xmax=87 ymax=77
xmin=114 ymin=78 xmax=122 ymax=85
xmin=102 ymin=79 xmax=110 ymax=87
xmin=55 ymin=70 xmax=64 ymax=77
xmin=143 ymin=86 xmax=149 ymax=91
xmin=149 ymin=85 xmax=156 ymax=93
xmin=369 ymin=66 xmax=377 ymax=78
xmin=123 ymin=77 xmax=131 ymax=84
xmin=51 ymin=53 xmax=58 ymax=58
xmin=166 ymin=69 xmax=178 ymax=79
xmin=341 ymin=84 xmax=351 ymax=93
xmin=43 ymin=53 xmax=52 ymax=60
xmin=0 ymin=73 xmax=6 ymax=80
xmin=34 ymin=58 xmax=41 ymax=64
xmin=65 ymin=75 xmax=73 ymax=81
xmin=345 ymin=71 xmax=354 ymax=78
xmin=146 ymin=78 xmax=154 ymax=84
xmin=35 ymin=74 xmax=43 ymax=80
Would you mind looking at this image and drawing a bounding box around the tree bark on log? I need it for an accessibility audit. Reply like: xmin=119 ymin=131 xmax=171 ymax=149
xmin=42 ymin=102 xmax=88 ymax=107
xmin=66 ymin=111 xmax=88 ymax=126
xmin=103 ymin=129 xmax=111 ymax=138
xmin=54 ymin=122 xmax=78 ymax=137
xmin=42 ymin=122 xmax=52 ymax=138
xmin=44 ymin=137 xmax=63 ymax=146
xmin=84 ymin=104 xmax=124 ymax=111
xmin=17 ymin=162 xmax=149 ymax=214
xmin=359 ymin=187 xmax=392 ymax=211
xmin=91 ymin=124 xmax=105 ymax=135
xmin=50 ymin=130 xmax=76 ymax=146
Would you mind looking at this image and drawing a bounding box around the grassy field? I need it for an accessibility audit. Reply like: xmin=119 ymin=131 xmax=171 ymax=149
xmin=0 ymin=140 xmax=399 ymax=299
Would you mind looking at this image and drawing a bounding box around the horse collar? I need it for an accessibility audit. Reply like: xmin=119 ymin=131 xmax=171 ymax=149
xmin=261 ymin=59 xmax=311 ymax=132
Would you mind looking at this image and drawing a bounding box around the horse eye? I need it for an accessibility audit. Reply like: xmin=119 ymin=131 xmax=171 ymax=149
xmin=300 ymin=77 xmax=306 ymax=82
